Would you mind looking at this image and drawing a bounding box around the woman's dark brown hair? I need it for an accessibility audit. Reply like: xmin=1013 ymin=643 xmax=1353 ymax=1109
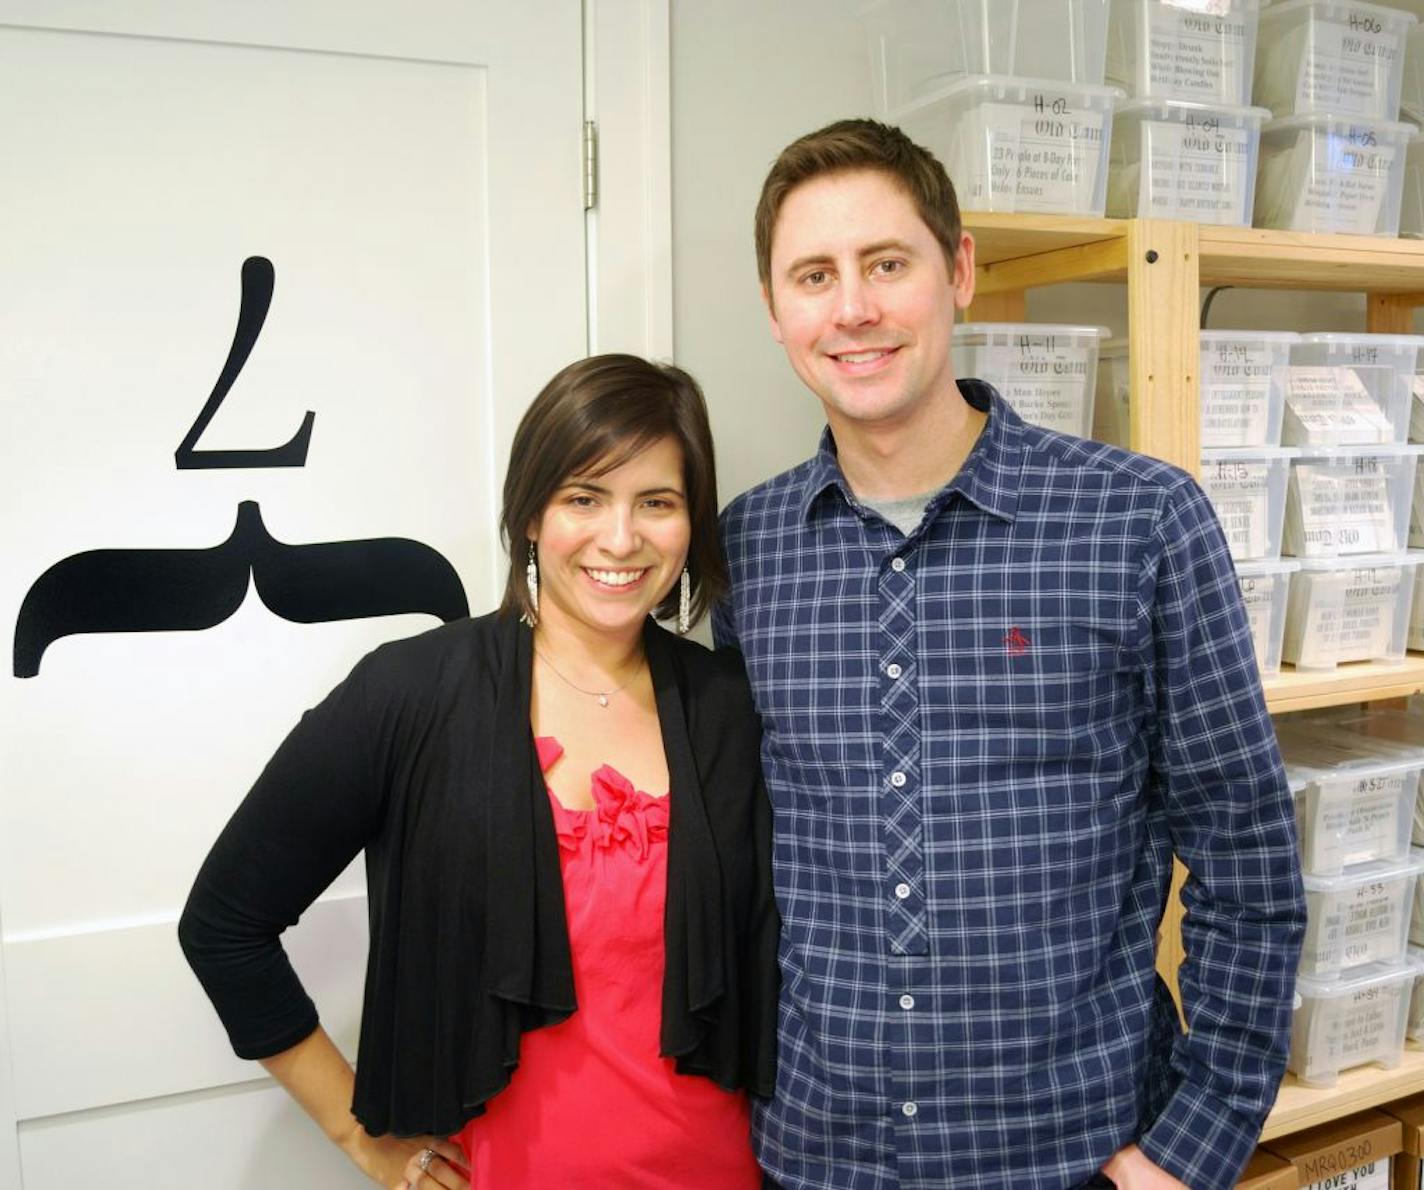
xmin=499 ymin=353 xmax=727 ymax=628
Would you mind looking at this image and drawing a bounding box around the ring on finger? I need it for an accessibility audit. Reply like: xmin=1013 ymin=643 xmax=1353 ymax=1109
xmin=417 ymin=1146 xmax=437 ymax=1173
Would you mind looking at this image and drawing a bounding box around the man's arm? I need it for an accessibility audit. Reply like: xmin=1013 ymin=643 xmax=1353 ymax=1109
xmin=1133 ymin=478 xmax=1306 ymax=1189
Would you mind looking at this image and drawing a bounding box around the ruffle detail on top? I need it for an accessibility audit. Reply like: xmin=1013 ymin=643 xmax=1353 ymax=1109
xmin=535 ymin=736 xmax=668 ymax=860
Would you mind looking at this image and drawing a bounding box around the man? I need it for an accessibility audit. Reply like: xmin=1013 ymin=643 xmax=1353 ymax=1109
xmin=713 ymin=119 xmax=1305 ymax=1190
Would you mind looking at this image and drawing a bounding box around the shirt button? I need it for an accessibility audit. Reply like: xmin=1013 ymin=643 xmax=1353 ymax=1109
xmin=886 ymin=663 xmax=903 ymax=679
xmin=899 ymin=994 xmax=915 ymax=1010
xmin=901 ymin=1101 xmax=918 ymax=1118
xmin=890 ymin=557 xmax=906 ymax=572
xmin=890 ymin=771 xmax=907 ymax=788
xmin=894 ymin=882 xmax=911 ymax=900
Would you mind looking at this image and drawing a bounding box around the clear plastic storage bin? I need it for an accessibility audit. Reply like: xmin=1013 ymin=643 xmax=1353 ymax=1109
xmin=1408 ymin=557 xmax=1424 ymax=652
xmin=898 ymin=76 xmax=1121 ymax=215
xmin=1300 ymin=855 xmax=1423 ymax=978
xmin=1199 ymin=330 xmax=1296 ymax=447
xmin=1283 ymin=445 xmax=1422 ymax=558
xmin=1106 ymin=0 xmax=1262 ymax=105
xmin=1282 ymin=552 xmax=1424 ymax=669
xmin=1254 ymin=0 xmax=1416 ymax=120
xmin=1094 ymin=332 xmax=1294 ymax=448
xmin=1253 ymin=112 xmax=1413 ymax=235
xmin=1402 ymin=23 xmax=1424 ymax=123
xmin=1107 ymin=98 xmax=1268 ymax=222
xmin=951 ymin=323 xmax=1108 ymax=437
xmin=1237 ymin=559 xmax=1298 ymax=675
xmin=1200 ymin=447 xmax=1295 ymax=561
xmin=1290 ymin=333 xmax=1423 ymax=444
xmin=1277 ymin=726 xmax=1422 ymax=874
xmin=863 ymin=0 xmax=1111 ymax=114
xmin=1290 ymin=959 xmax=1418 ymax=1086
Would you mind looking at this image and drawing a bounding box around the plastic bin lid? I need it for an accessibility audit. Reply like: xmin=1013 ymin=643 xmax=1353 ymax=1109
xmin=953 ymin=323 xmax=1110 ymax=339
xmin=1235 ymin=558 xmax=1301 ymax=576
xmin=1301 ymin=854 xmax=1424 ymax=892
xmin=1295 ymin=958 xmax=1421 ymax=997
xmin=1289 ymin=551 xmax=1424 ymax=573
xmin=1277 ymin=722 xmax=1424 ymax=776
xmin=1201 ymin=446 xmax=1299 ymax=460
xmin=1262 ymin=111 xmax=1417 ymax=136
xmin=1115 ymin=97 xmax=1271 ymax=123
xmin=1200 ymin=330 xmax=1301 ymax=343
xmin=1259 ymin=0 xmax=1416 ymax=25
xmin=902 ymin=74 xmax=1125 ymax=113
xmin=1290 ymin=443 xmax=1424 ymax=458
xmin=1297 ymin=331 xmax=1424 ymax=348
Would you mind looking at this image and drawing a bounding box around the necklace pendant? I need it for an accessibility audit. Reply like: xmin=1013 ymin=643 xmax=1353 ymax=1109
xmin=597 ymin=694 xmax=609 ymax=708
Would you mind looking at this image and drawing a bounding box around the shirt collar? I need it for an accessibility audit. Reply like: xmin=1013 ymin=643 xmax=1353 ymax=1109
xmin=798 ymin=378 xmax=1024 ymax=526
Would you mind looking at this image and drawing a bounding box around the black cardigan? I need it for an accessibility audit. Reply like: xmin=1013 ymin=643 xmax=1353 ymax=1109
xmin=178 ymin=611 xmax=778 ymax=1138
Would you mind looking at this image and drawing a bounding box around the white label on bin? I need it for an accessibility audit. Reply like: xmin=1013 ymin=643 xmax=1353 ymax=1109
xmin=1304 ymin=1156 xmax=1389 ymax=1190
xmin=1140 ymin=119 xmax=1251 ymax=222
xmin=1283 ymin=568 xmax=1347 ymax=667
xmin=985 ymin=336 xmax=1093 ymax=435
xmin=1201 ymin=456 xmax=1272 ymax=559
xmin=1305 ymin=127 xmax=1396 ymax=234
xmin=975 ymin=97 xmax=1106 ymax=214
xmin=1284 ymin=366 xmax=1390 ymax=445
xmin=1308 ymin=772 xmax=1407 ymax=870
xmin=1341 ymin=879 xmax=1407 ymax=966
xmin=1295 ymin=16 xmax=1402 ymax=118
xmin=1288 ymin=458 xmax=1396 ymax=555
xmin=1202 ymin=342 xmax=1278 ymax=447
xmin=1337 ymin=564 xmax=1404 ymax=663
xmin=1147 ymin=5 xmax=1249 ymax=100
xmin=1238 ymin=574 xmax=1276 ymax=667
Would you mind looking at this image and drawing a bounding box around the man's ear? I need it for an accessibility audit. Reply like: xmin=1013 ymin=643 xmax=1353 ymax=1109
xmin=952 ymin=231 xmax=977 ymax=311
xmin=762 ymin=283 xmax=785 ymax=345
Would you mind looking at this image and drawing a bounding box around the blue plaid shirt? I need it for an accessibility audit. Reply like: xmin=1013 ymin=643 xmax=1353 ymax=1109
xmin=714 ymin=381 xmax=1305 ymax=1190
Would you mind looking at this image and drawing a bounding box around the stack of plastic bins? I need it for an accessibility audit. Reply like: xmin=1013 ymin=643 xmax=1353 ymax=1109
xmin=1252 ymin=0 xmax=1417 ymax=234
xmin=950 ymin=324 xmax=1108 ymax=436
xmin=1280 ymin=334 xmax=1424 ymax=666
xmin=1276 ymin=715 xmax=1424 ymax=1085
xmin=862 ymin=0 xmax=1120 ymax=216
xmin=1104 ymin=1 xmax=1269 ymax=225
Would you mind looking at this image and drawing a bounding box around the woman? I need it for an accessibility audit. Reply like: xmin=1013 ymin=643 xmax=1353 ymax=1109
xmin=179 ymin=354 xmax=777 ymax=1189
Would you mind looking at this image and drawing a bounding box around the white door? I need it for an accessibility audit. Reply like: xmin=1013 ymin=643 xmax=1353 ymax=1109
xmin=0 ymin=3 xmax=587 ymax=1184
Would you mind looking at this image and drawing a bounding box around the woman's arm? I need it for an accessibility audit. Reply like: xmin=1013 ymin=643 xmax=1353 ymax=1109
xmin=259 ymin=1026 xmax=467 ymax=1189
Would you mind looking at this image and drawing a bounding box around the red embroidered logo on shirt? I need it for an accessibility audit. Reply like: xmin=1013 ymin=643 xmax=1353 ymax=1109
xmin=1003 ymin=627 xmax=1031 ymax=656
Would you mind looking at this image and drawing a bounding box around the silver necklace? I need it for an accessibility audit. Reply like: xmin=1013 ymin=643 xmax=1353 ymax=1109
xmin=534 ymin=647 xmax=644 ymax=708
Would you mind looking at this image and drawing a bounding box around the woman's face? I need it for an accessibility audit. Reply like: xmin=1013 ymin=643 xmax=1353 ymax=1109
xmin=530 ymin=434 xmax=690 ymax=642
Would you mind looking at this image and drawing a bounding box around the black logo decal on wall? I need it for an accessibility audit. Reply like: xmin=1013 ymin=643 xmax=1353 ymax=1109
xmin=177 ymin=256 xmax=314 ymax=469
xmin=13 ymin=257 xmax=470 ymax=678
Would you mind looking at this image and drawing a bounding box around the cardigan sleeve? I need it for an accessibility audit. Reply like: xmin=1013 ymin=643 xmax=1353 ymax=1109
xmin=178 ymin=654 xmax=388 ymax=1060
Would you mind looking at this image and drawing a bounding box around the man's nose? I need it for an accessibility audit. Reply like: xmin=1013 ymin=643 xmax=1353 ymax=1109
xmin=834 ymin=273 xmax=879 ymax=327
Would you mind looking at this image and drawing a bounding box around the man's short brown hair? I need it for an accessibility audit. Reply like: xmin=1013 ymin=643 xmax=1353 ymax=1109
xmin=754 ymin=118 xmax=963 ymax=292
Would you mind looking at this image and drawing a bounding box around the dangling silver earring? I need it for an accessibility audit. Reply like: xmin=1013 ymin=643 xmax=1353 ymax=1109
xmin=677 ymin=566 xmax=691 ymax=635
xmin=523 ymin=541 xmax=539 ymax=626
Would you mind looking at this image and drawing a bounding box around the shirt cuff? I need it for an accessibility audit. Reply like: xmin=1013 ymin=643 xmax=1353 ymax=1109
xmin=1139 ymin=1080 xmax=1261 ymax=1190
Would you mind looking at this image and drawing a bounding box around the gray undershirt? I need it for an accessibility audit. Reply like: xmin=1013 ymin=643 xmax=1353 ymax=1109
xmin=861 ymin=491 xmax=935 ymax=537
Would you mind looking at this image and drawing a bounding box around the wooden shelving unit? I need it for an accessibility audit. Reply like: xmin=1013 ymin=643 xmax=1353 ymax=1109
xmin=963 ymin=212 xmax=1424 ymax=1140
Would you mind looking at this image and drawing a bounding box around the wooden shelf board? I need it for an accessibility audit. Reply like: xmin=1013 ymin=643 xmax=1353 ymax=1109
xmin=1262 ymin=1043 xmax=1424 ymax=1141
xmin=963 ymin=211 xmax=1125 ymax=268
xmin=1200 ymin=227 xmax=1424 ymax=294
xmin=1263 ymin=656 xmax=1424 ymax=715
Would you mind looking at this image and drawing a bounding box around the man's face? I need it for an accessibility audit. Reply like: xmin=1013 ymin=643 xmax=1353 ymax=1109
xmin=763 ymin=169 xmax=975 ymax=433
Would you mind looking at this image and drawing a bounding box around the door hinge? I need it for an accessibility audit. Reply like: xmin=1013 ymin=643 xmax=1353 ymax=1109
xmin=583 ymin=119 xmax=598 ymax=211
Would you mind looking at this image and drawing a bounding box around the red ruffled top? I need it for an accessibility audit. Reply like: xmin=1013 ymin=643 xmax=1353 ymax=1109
xmin=456 ymin=737 xmax=759 ymax=1189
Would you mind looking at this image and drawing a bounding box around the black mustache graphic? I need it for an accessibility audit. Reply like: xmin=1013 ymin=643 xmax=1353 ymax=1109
xmin=13 ymin=500 xmax=469 ymax=677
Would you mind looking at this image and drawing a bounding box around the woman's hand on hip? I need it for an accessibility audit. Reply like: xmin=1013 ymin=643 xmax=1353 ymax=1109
xmin=342 ymin=1126 xmax=469 ymax=1189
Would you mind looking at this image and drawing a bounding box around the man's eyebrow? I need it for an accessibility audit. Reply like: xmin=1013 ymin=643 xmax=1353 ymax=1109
xmin=782 ymin=240 xmax=918 ymax=279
